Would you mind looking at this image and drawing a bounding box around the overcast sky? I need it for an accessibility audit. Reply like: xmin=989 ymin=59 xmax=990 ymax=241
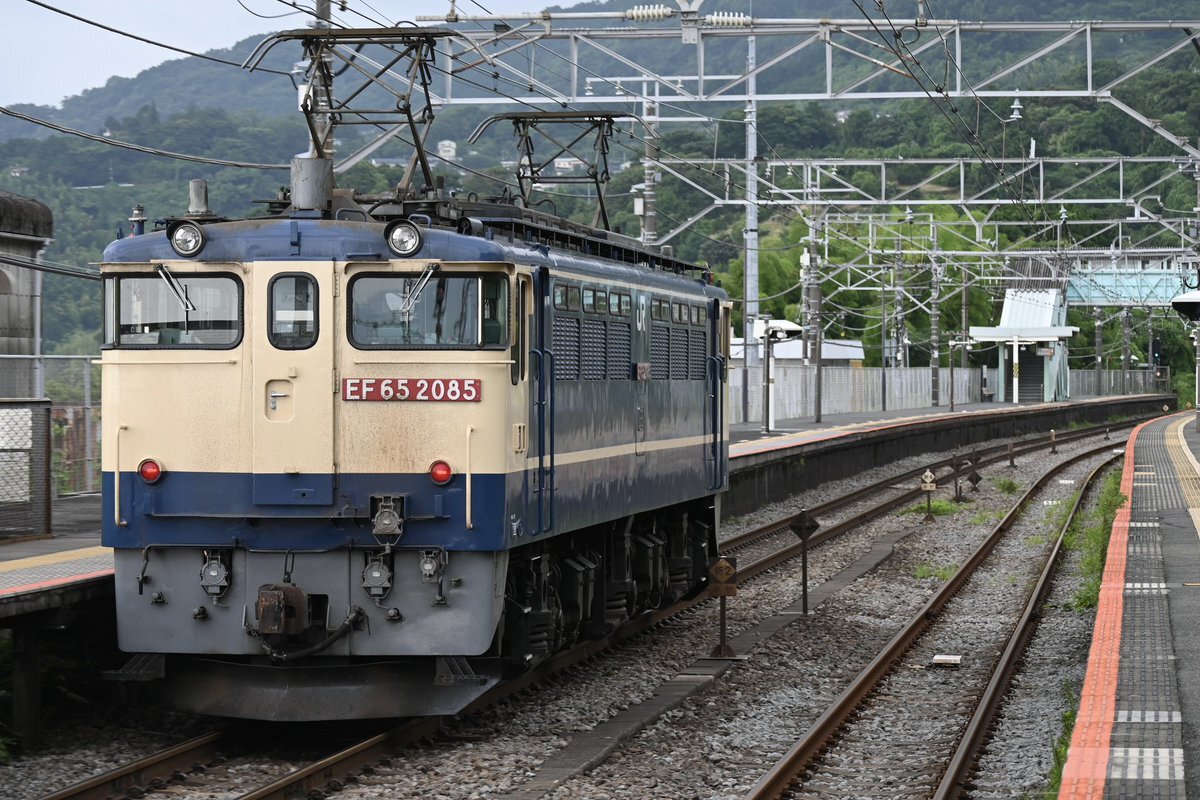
xmin=3 ymin=0 xmax=552 ymax=107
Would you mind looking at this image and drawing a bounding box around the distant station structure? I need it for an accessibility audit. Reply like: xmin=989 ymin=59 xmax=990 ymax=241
xmin=0 ymin=189 xmax=53 ymax=540
xmin=0 ymin=189 xmax=52 ymax=399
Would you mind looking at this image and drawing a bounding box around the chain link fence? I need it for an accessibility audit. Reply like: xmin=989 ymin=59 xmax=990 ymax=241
xmin=0 ymin=400 xmax=51 ymax=538
xmin=0 ymin=355 xmax=100 ymax=498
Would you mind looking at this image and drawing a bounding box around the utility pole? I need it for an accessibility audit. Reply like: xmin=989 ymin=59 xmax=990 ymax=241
xmin=743 ymin=35 xmax=759 ymax=368
xmin=880 ymin=265 xmax=889 ymax=411
xmin=813 ymin=281 xmax=824 ymax=423
xmin=961 ymin=281 xmax=969 ymax=369
xmin=930 ymin=260 xmax=941 ymax=407
xmin=1094 ymin=306 xmax=1103 ymax=396
xmin=1121 ymin=307 xmax=1131 ymax=395
xmin=641 ymin=97 xmax=658 ymax=247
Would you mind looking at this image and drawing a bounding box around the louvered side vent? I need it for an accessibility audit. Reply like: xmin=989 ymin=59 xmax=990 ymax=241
xmin=689 ymin=329 xmax=707 ymax=380
xmin=670 ymin=327 xmax=688 ymax=379
xmin=581 ymin=318 xmax=607 ymax=380
xmin=651 ymin=325 xmax=670 ymax=380
xmin=607 ymin=321 xmax=631 ymax=379
xmin=553 ymin=316 xmax=581 ymax=379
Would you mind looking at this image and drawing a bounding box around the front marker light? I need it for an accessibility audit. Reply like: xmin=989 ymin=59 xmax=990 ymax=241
xmin=168 ymin=221 xmax=206 ymax=257
xmin=385 ymin=220 xmax=422 ymax=257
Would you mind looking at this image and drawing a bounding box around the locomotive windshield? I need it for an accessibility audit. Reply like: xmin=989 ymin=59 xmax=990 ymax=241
xmin=103 ymin=273 xmax=241 ymax=348
xmin=350 ymin=273 xmax=507 ymax=349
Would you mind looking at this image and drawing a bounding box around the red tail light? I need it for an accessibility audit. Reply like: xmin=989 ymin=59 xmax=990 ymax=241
xmin=138 ymin=458 xmax=164 ymax=484
xmin=429 ymin=460 xmax=453 ymax=485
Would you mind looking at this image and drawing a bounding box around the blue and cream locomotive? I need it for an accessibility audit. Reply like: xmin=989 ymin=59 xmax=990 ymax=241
xmin=100 ymin=156 xmax=730 ymax=719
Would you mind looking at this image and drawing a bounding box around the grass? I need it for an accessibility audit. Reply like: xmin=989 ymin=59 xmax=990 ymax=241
xmin=1045 ymin=685 xmax=1079 ymax=796
xmin=915 ymin=562 xmax=957 ymax=581
xmin=1066 ymin=469 xmax=1127 ymax=609
xmin=969 ymin=509 xmax=1005 ymax=526
xmin=995 ymin=477 xmax=1021 ymax=495
xmin=903 ymin=498 xmax=966 ymax=517
xmin=1026 ymin=534 xmax=1049 ymax=546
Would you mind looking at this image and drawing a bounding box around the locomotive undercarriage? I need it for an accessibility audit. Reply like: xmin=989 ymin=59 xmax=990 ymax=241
xmin=498 ymin=499 xmax=717 ymax=673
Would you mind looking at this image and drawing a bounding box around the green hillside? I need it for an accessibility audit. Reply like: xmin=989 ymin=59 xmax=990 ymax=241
xmin=0 ymin=1 xmax=1196 ymax=387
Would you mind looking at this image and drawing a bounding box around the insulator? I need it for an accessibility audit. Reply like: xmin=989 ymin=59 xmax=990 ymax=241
xmin=705 ymin=11 xmax=750 ymax=27
xmin=625 ymin=5 xmax=673 ymax=22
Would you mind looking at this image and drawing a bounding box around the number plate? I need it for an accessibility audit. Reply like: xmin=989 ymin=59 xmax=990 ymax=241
xmin=342 ymin=378 xmax=482 ymax=402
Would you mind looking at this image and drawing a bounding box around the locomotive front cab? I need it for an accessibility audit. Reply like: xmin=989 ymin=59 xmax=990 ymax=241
xmin=100 ymin=223 xmax=532 ymax=716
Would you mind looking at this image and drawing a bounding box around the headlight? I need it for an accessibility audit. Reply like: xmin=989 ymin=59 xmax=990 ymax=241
xmin=386 ymin=220 xmax=422 ymax=257
xmin=168 ymin=221 xmax=206 ymax=257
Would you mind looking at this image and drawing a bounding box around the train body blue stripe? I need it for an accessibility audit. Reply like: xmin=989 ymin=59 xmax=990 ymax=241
xmin=101 ymin=450 xmax=720 ymax=553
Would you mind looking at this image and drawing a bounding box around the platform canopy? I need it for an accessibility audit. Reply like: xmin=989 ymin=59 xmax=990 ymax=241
xmin=969 ymin=289 xmax=1078 ymax=342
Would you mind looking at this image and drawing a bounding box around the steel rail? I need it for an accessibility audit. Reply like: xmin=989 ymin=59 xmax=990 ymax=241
xmin=722 ymin=418 xmax=1139 ymax=558
xmin=745 ymin=440 xmax=1124 ymax=800
xmin=41 ymin=421 xmax=1142 ymax=800
xmin=37 ymin=730 xmax=225 ymax=800
xmin=932 ymin=452 xmax=1121 ymax=798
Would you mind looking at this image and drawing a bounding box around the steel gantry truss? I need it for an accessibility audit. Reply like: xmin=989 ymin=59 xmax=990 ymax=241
xmin=247 ymin=4 xmax=1200 ymax=379
xmin=404 ymin=4 xmax=1200 ymax=361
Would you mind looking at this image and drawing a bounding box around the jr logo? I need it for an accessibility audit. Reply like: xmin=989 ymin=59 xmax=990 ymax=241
xmin=637 ymin=294 xmax=647 ymax=332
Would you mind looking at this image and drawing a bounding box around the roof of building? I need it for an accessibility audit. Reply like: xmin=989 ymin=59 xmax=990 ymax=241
xmin=970 ymin=289 xmax=1077 ymax=342
xmin=731 ymin=338 xmax=865 ymax=361
xmin=0 ymin=190 xmax=52 ymax=239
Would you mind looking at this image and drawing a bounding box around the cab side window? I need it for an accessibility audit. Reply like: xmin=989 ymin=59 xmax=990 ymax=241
xmin=269 ymin=274 xmax=318 ymax=350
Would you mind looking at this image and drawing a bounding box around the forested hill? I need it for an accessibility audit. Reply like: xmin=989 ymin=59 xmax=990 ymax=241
xmin=0 ymin=0 xmax=1196 ymax=374
xmin=0 ymin=35 xmax=293 ymax=144
xmin=0 ymin=0 xmax=1184 ymax=143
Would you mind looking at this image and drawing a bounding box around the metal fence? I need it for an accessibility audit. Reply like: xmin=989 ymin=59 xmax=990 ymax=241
xmin=0 ymin=355 xmax=100 ymax=497
xmin=729 ymin=365 xmax=984 ymax=424
xmin=730 ymin=364 xmax=1166 ymax=425
xmin=1070 ymin=368 xmax=1167 ymax=398
xmin=0 ymin=400 xmax=51 ymax=538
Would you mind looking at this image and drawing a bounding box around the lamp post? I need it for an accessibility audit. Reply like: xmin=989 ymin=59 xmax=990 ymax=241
xmin=948 ymin=336 xmax=973 ymax=412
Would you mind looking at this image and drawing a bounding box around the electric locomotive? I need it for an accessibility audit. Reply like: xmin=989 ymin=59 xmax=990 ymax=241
xmin=101 ymin=157 xmax=730 ymax=720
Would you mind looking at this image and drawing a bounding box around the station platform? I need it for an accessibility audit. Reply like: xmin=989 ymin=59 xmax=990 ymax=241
xmin=0 ymin=394 xmax=1175 ymax=613
xmin=1061 ymin=412 xmax=1200 ymax=798
xmin=0 ymin=393 xmax=1178 ymax=749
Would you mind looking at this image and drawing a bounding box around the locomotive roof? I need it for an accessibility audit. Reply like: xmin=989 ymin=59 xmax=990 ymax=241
xmin=103 ymin=216 xmax=726 ymax=299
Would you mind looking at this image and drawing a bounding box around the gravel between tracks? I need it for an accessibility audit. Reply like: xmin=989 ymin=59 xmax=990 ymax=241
xmin=0 ymin=431 xmax=1115 ymax=800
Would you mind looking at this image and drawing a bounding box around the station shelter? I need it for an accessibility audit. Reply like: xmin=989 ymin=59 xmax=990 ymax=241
xmin=970 ymin=289 xmax=1078 ymax=404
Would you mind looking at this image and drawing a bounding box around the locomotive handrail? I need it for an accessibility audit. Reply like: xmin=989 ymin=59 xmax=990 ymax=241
xmin=465 ymin=425 xmax=475 ymax=530
xmin=350 ymin=358 xmax=516 ymax=365
xmin=545 ymin=350 xmax=556 ymax=534
xmin=114 ymin=424 xmax=129 ymax=527
xmin=530 ymin=348 xmax=548 ymax=535
xmin=706 ymin=355 xmax=725 ymax=491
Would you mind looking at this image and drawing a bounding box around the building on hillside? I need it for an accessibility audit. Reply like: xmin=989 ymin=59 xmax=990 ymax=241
xmin=0 ymin=189 xmax=53 ymax=398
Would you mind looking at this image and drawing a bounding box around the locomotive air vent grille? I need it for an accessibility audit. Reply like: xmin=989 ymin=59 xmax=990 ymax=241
xmin=607 ymin=322 xmax=631 ymax=379
xmin=553 ymin=316 xmax=581 ymax=380
xmin=670 ymin=327 xmax=689 ymax=379
xmin=581 ymin=318 xmax=607 ymax=380
xmin=650 ymin=326 xmax=670 ymax=380
xmin=689 ymin=328 xmax=707 ymax=380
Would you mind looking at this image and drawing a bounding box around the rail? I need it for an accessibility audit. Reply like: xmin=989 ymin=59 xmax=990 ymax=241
xmin=746 ymin=440 xmax=1122 ymax=798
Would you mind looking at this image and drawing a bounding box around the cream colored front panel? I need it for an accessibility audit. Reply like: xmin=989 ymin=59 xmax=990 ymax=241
xmin=250 ymin=262 xmax=335 ymax=503
xmin=101 ymin=351 xmax=247 ymax=473
xmin=337 ymin=356 xmax=512 ymax=475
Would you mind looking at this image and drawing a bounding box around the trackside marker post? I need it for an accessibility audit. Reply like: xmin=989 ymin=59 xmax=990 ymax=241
xmin=921 ymin=469 xmax=938 ymax=522
xmin=708 ymin=557 xmax=738 ymax=657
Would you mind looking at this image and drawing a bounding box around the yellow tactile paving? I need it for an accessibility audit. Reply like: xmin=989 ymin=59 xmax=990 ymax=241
xmin=0 ymin=545 xmax=111 ymax=574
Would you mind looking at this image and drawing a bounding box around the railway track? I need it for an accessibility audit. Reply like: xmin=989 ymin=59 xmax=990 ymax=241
xmin=746 ymin=442 xmax=1122 ymax=799
xmin=36 ymin=421 xmax=1134 ymax=800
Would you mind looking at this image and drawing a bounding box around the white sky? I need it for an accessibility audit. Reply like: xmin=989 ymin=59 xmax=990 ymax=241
xmin=3 ymin=0 xmax=552 ymax=107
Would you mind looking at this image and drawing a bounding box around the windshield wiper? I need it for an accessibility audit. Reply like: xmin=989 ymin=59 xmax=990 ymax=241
xmin=156 ymin=264 xmax=197 ymax=312
xmin=398 ymin=263 xmax=438 ymax=315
